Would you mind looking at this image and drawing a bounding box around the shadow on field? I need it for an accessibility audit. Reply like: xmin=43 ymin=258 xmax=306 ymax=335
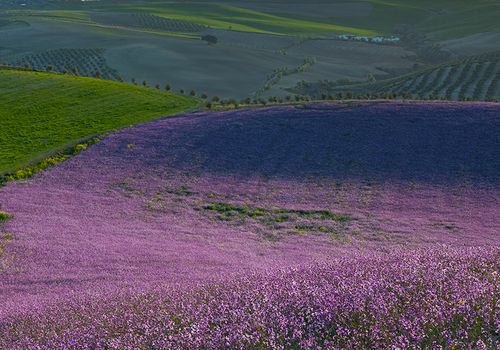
xmin=128 ymin=102 xmax=500 ymax=185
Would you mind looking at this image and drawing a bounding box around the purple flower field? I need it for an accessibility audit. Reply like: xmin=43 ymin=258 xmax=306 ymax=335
xmin=0 ymin=102 xmax=499 ymax=349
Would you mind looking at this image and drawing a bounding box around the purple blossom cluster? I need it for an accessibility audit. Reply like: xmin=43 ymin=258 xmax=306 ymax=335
xmin=1 ymin=248 xmax=498 ymax=349
xmin=0 ymin=102 xmax=499 ymax=348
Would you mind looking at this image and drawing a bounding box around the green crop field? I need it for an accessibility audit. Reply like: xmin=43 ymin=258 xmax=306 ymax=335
xmin=0 ymin=69 xmax=198 ymax=174
xmin=28 ymin=0 xmax=498 ymax=39
xmin=86 ymin=0 xmax=499 ymax=39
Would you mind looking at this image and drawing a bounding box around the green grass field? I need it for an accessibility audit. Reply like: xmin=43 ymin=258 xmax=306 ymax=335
xmin=0 ymin=69 xmax=198 ymax=174
xmin=28 ymin=0 xmax=498 ymax=39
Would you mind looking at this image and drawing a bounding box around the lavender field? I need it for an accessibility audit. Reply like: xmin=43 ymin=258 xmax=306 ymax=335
xmin=0 ymin=102 xmax=499 ymax=349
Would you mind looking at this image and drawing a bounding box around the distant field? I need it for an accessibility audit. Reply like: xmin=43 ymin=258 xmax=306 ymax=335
xmin=292 ymin=52 xmax=500 ymax=101
xmin=20 ymin=0 xmax=498 ymax=39
xmin=90 ymin=12 xmax=208 ymax=35
xmin=10 ymin=48 xmax=121 ymax=80
xmin=1 ymin=1 xmax=498 ymax=100
xmin=0 ymin=69 xmax=197 ymax=174
xmin=82 ymin=2 xmax=380 ymax=37
xmin=332 ymin=0 xmax=500 ymax=40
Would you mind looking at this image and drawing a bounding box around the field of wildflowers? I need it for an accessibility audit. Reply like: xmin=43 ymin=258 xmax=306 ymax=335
xmin=1 ymin=248 xmax=498 ymax=349
xmin=0 ymin=102 xmax=498 ymax=349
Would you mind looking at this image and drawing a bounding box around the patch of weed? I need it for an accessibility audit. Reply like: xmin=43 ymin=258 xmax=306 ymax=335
xmin=0 ymin=212 xmax=12 ymax=222
xmin=273 ymin=208 xmax=351 ymax=222
xmin=167 ymin=186 xmax=195 ymax=196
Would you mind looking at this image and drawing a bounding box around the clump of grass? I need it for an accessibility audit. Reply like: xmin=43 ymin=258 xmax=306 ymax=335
xmin=2 ymin=232 xmax=13 ymax=241
xmin=294 ymin=224 xmax=339 ymax=234
xmin=203 ymin=202 xmax=350 ymax=222
xmin=0 ymin=212 xmax=12 ymax=222
xmin=274 ymin=209 xmax=351 ymax=222
xmin=115 ymin=178 xmax=145 ymax=196
xmin=202 ymin=202 xmax=352 ymax=238
xmin=167 ymin=186 xmax=195 ymax=197
xmin=0 ymin=231 xmax=13 ymax=259
xmin=203 ymin=202 xmax=266 ymax=220
xmin=272 ymin=215 xmax=291 ymax=223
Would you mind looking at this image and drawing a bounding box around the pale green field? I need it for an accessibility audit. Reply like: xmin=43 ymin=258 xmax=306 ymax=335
xmin=26 ymin=0 xmax=499 ymax=39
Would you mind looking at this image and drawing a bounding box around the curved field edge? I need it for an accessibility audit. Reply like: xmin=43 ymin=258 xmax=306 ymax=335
xmin=0 ymin=136 xmax=100 ymax=185
xmin=1 ymin=248 xmax=497 ymax=349
xmin=0 ymin=69 xmax=199 ymax=175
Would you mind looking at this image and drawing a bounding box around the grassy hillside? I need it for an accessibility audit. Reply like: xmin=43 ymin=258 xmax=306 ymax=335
xmin=0 ymin=69 xmax=198 ymax=174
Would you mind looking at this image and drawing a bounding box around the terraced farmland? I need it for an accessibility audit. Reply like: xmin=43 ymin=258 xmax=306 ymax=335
xmin=91 ymin=12 xmax=208 ymax=34
xmin=9 ymin=48 xmax=121 ymax=80
xmin=292 ymin=52 xmax=500 ymax=101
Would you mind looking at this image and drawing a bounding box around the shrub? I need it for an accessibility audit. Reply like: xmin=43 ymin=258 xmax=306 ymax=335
xmin=201 ymin=35 xmax=218 ymax=45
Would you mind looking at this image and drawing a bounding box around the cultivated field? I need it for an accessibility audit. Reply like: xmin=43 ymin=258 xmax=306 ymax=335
xmin=1 ymin=0 xmax=498 ymax=99
xmin=10 ymin=48 xmax=122 ymax=80
xmin=0 ymin=102 xmax=498 ymax=348
xmin=293 ymin=51 xmax=500 ymax=101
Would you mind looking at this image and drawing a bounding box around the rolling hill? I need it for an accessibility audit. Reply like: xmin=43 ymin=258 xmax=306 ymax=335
xmin=0 ymin=69 xmax=198 ymax=175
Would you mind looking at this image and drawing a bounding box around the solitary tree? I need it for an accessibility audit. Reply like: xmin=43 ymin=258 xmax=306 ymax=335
xmin=165 ymin=84 xmax=171 ymax=91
